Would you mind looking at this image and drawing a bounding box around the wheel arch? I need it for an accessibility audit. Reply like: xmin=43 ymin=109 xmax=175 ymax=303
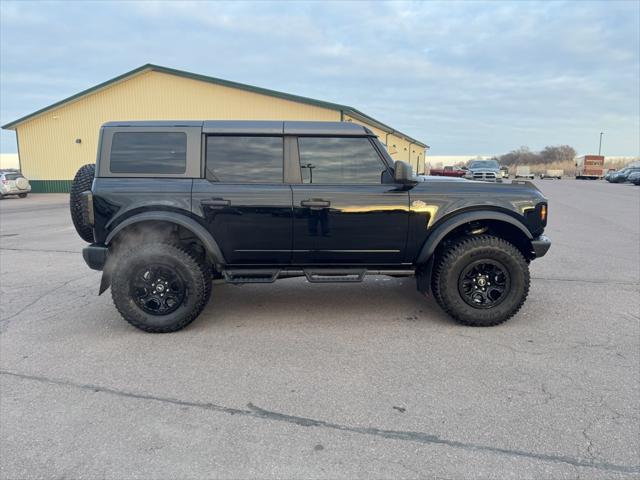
xmin=105 ymin=211 xmax=226 ymax=265
xmin=416 ymin=210 xmax=534 ymax=265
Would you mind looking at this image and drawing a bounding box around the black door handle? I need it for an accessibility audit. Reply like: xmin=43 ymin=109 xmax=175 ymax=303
xmin=300 ymin=199 xmax=330 ymax=209
xmin=201 ymin=198 xmax=230 ymax=208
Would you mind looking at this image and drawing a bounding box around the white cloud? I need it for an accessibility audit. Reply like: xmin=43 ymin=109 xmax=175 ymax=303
xmin=1 ymin=0 xmax=638 ymax=156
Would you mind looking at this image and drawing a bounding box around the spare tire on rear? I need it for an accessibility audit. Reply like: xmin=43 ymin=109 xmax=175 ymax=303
xmin=70 ymin=163 xmax=96 ymax=243
xmin=15 ymin=177 xmax=29 ymax=190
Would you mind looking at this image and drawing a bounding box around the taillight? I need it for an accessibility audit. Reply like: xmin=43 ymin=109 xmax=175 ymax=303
xmin=540 ymin=204 xmax=547 ymax=223
xmin=1 ymin=180 xmax=7 ymax=185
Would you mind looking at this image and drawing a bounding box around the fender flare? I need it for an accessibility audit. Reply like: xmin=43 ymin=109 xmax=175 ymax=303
xmin=105 ymin=211 xmax=226 ymax=264
xmin=416 ymin=210 xmax=532 ymax=264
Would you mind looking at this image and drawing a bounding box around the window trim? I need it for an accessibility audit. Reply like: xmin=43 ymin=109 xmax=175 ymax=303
xmin=292 ymin=135 xmax=392 ymax=186
xmin=99 ymin=126 xmax=201 ymax=178
xmin=204 ymin=134 xmax=285 ymax=184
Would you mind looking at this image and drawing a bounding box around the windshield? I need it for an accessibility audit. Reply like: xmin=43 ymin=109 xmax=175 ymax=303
xmin=468 ymin=160 xmax=499 ymax=169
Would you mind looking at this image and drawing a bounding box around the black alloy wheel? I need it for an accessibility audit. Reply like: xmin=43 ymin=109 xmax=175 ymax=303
xmin=130 ymin=264 xmax=186 ymax=316
xmin=458 ymin=260 xmax=510 ymax=309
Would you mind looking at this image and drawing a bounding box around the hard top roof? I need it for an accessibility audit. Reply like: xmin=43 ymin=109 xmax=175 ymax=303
xmin=101 ymin=120 xmax=374 ymax=136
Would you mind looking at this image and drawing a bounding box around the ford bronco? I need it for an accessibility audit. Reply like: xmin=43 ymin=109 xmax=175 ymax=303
xmin=71 ymin=121 xmax=550 ymax=332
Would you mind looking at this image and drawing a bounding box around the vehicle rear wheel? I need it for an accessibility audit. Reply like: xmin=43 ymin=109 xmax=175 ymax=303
xmin=18 ymin=193 xmax=28 ymax=198
xmin=431 ymin=235 xmax=530 ymax=326
xmin=111 ymin=243 xmax=209 ymax=333
xmin=69 ymin=163 xmax=96 ymax=243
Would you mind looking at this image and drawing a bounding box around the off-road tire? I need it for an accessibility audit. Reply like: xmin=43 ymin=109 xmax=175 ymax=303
xmin=111 ymin=243 xmax=209 ymax=333
xmin=70 ymin=164 xmax=96 ymax=242
xmin=200 ymin=261 xmax=213 ymax=304
xmin=431 ymin=235 xmax=530 ymax=326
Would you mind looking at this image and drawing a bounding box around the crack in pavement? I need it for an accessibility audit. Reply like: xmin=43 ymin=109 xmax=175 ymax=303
xmin=1 ymin=369 xmax=638 ymax=475
xmin=0 ymin=273 xmax=93 ymax=328
xmin=0 ymin=247 xmax=79 ymax=254
xmin=530 ymin=276 xmax=639 ymax=286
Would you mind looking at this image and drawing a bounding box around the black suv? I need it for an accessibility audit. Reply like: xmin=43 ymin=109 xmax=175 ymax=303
xmin=71 ymin=121 xmax=550 ymax=333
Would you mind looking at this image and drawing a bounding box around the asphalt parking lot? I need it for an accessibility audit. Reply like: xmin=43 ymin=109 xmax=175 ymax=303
xmin=1 ymin=180 xmax=638 ymax=479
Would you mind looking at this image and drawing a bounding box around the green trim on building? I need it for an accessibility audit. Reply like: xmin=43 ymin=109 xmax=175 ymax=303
xmin=1 ymin=64 xmax=428 ymax=148
xmin=29 ymin=180 xmax=73 ymax=193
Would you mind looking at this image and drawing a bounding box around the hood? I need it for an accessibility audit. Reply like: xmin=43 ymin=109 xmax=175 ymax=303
xmin=468 ymin=167 xmax=500 ymax=173
xmin=417 ymin=175 xmax=467 ymax=183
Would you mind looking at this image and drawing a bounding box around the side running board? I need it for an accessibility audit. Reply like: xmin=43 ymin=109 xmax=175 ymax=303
xmin=221 ymin=268 xmax=413 ymax=284
xmin=223 ymin=269 xmax=280 ymax=284
xmin=304 ymin=269 xmax=366 ymax=283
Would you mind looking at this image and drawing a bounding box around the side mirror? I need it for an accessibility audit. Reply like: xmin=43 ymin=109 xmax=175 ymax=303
xmin=394 ymin=161 xmax=417 ymax=184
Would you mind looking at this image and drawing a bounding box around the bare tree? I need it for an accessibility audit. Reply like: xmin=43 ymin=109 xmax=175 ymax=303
xmin=496 ymin=145 xmax=576 ymax=166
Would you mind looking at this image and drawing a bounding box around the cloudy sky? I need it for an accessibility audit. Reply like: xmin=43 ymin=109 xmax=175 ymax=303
xmin=1 ymin=1 xmax=638 ymax=156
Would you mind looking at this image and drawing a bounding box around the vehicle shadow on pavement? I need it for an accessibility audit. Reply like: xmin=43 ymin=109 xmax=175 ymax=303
xmin=193 ymin=276 xmax=453 ymax=330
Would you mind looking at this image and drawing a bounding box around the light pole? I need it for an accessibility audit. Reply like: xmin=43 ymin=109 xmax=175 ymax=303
xmin=598 ymin=132 xmax=604 ymax=156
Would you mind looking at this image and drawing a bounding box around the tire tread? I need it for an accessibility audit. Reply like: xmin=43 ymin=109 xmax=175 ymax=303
xmin=69 ymin=164 xmax=96 ymax=243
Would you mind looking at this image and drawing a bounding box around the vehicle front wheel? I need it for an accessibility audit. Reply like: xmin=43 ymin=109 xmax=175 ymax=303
xmin=111 ymin=243 xmax=209 ymax=333
xmin=431 ymin=235 xmax=530 ymax=326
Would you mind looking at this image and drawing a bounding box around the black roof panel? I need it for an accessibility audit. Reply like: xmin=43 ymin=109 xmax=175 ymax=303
xmin=284 ymin=121 xmax=371 ymax=136
xmin=102 ymin=120 xmax=375 ymax=136
xmin=203 ymin=120 xmax=283 ymax=135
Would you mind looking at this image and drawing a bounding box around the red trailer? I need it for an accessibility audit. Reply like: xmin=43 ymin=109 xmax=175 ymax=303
xmin=575 ymin=155 xmax=605 ymax=179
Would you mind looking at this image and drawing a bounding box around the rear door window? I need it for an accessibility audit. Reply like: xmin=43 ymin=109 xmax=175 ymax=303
xmin=110 ymin=132 xmax=187 ymax=174
xmin=206 ymin=136 xmax=283 ymax=183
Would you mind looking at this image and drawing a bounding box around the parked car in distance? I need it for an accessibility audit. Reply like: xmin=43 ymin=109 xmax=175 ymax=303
xmin=606 ymin=168 xmax=624 ymax=182
xmin=515 ymin=166 xmax=535 ymax=180
xmin=575 ymin=155 xmax=605 ymax=180
xmin=0 ymin=171 xmax=31 ymax=199
xmin=540 ymin=169 xmax=563 ymax=180
xmin=627 ymin=171 xmax=640 ymax=185
xmin=500 ymin=167 xmax=509 ymax=179
xmin=609 ymin=166 xmax=640 ymax=183
xmin=71 ymin=120 xmax=550 ymax=333
xmin=429 ymin=165 xmax=467 ymax=177
xmin=464 ymin=159 xmax=502 ymax=182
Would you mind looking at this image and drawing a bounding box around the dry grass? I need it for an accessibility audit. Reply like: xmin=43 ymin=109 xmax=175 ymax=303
xmin=505 ymin=160 xmax=576 ymax=176
xmin=604 ymin=158 xmax=639 ymax=170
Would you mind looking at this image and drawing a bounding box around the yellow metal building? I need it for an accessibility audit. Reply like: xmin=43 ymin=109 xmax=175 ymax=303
xmin=2 ymin=64 xmax=428 ymax=192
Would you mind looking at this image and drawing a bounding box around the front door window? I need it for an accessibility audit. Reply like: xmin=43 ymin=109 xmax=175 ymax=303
xmin=298 ymin=137 xmax=386 ymax=184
